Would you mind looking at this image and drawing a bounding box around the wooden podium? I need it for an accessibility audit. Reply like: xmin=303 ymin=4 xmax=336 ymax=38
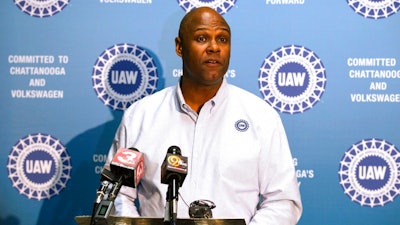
xmin=75 ymin=215 xmax=246 ymax=225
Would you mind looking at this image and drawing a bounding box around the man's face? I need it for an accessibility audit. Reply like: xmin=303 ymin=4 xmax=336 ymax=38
xmin=176 ymin=9 xmax=231 ymax=86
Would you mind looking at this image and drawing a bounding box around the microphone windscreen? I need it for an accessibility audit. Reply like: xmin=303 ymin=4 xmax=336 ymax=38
xmin=167 ymin=146 xmax=181 ymax=155
xmin=110 ymin=148 xmax=144 ymax=188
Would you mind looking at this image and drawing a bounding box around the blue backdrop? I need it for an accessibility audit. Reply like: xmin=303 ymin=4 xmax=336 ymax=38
xmin=1 ymin=1 xmax=400 ymax=225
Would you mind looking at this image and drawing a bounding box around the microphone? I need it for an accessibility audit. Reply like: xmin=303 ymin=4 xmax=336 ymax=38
xmin=94 ymin=167 xmax=117 ymax=205
xmin=110 ymin=147 xmax=145 ymax=188
xmin=100 ymin=166 xmax=118 ymax=183
xmin=93 ymin=147 xmax=145 ymax=225
xmin=161 ymin=146 xmax=188 ymax=225
xmin=93 ymin=176 xmax=124 ymax=225
xmin=161 ymin=146 xmax=188 ymax=186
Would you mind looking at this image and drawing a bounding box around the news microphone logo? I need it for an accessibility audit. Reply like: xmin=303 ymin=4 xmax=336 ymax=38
xmin=93 ymin=148 xmax=143 ymax=224
xmin=168 ymin=155 xmax=184 ymax=167
xmin=161 ymin=146 xmax=188 ymax=186
xmin=111 ymin=148 xmax=144 ymax=188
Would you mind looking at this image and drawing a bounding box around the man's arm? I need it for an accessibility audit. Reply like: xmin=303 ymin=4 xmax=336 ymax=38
xmin=251 ymin=118 xmax=302 ymax=225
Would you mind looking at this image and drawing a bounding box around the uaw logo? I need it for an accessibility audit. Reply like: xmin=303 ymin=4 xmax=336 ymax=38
xmin=234 ymin=119 xmax=249 ymax=132
xmin=7 ymin=133 xmax=72 ymax=200
xmin=177 ymin=0 xmax=237 ymax=14
xmin=14 ymin=0 xmax=69 ymax=18
xmin=347 ymin=0 xmax=400 ymax=19
xmin=338 ymin=138 xmax=400 ymax=207
xmin=92 ymin=43 xmax=159 ymax=110
xmin=258 ymin=45 xmax=327 ymax=114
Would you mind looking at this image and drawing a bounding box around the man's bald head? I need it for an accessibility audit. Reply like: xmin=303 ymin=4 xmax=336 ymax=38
xmin=178 ymin=7 xmax=231 ymax=41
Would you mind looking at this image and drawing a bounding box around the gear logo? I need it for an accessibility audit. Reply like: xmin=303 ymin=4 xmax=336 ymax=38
xmin=177 ymin=0 xmax=237 ymax=14
xmin=14 ymin=0 xmax=69 ymax=18
xmin=347 ymin=0 xmax=400 ymax=19
xmin=258 ymin=45 xmax=327 ymax=114
xmin=92 ymin=43 xmax=159 ymax=110
xmin=7 ymin=133 xmax=72 ymax=200
xmin=338 ymin=138 xmax=400 ymax=207
xmin=235 ymin=119 xmax=249 ymax=132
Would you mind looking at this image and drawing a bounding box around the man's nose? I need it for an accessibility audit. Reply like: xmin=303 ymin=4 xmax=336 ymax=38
xmin=206 ymin=39 xmax=221 ymax=53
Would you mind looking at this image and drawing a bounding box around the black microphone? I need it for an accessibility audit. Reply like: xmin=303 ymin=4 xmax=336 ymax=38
xmin=93 ymin=148 xmax=145 ymax=225
xmin=161 ymin=146 xmax=188 ymax=224
xmin=100 ymin=166 xmax=118 ymax=183
xmin=161 ymin=146 xmax=188 ymax=186
xmin=93 ymin=176 xmax=123 ymax=225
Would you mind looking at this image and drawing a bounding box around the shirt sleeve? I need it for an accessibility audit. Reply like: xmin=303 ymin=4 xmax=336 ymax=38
xmin=112 ymin=186 xmax=140 ymax=217
xmin=250 ymin=116 xmax=302 ymax=225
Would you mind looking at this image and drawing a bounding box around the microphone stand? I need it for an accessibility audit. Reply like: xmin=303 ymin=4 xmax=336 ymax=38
xmin=165 ymin=177 xmax=179 ymax=225
xmin=92 ymin=176 xmax=124 ymax=225
xmin=90 ymin=180 xmax=110 ymax=225
xmin=162 ymin=146 xmax=187 ymax=225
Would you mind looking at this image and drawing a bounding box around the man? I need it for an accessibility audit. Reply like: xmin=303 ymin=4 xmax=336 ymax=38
xmin=106 ymin=6 xmax=302 ymax=225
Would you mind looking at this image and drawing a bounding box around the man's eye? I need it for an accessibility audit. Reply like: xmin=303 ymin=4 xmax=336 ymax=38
xmin=219 ymin=37 xmax=228 ymax=43
xmin=197 ymin=36 xmax=206 ymax=42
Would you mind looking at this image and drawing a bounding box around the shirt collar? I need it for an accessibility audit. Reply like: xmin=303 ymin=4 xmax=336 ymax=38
xmin=176 ymin=77 xmax=228 ymax=113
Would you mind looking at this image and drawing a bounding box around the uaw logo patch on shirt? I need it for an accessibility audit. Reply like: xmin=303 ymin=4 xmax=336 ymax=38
xmin=7 ymin=133 xmax=72 ymax=200
xmin=234 ymin=119 xmax=249 ymax=132
xmin=347 ymin=0 xmax=400 ymax=19
xmin=177 ymin=0 xmax=237 ymax=14
xmin=258 ymin=45 xmax=327 ymax=114
xmin=92 ymin=43 xmax=159 ymax=110
xmin=338 ymin=138 xmax=400 ymax=207
xmin=14 ymin=0 xmax=69 ymax=18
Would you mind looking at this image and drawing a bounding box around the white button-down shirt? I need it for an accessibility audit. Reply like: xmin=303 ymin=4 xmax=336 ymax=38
xmin=107 ymin=78 xmax=302 ymax=225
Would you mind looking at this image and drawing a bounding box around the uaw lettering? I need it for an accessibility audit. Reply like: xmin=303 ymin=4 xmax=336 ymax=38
xmin=14 ymin=0 xmax=70 ymax=17
xmin=258 ymin=45 xmax=327 ymax=114
xmin=7 ymin=133 xmax=71 ymax=200
xmin=177 ymin=0 xmax=237 ymax=14
xmin=338 ymin=138 xmax=400 ymax=207
xmin=347 ymin=57 xmax=400 ymax=103
xmin=92 ymin=43 xmax=159 ymax=110
xmin=347 ymin=0 xmax=400 ymax=19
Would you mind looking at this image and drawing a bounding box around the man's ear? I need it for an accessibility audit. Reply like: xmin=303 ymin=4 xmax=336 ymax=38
xmin=175 ymin=37 xmax=183 ymax=57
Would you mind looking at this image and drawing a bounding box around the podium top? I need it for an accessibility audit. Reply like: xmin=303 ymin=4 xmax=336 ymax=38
xmin=75 ymin=216 xmax=246 ymax=225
